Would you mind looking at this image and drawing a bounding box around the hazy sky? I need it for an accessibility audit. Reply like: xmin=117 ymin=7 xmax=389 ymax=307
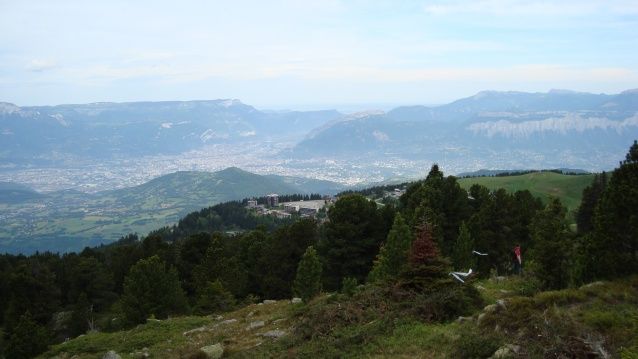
xmin=1 ymin=0 xmax=637 ymax=109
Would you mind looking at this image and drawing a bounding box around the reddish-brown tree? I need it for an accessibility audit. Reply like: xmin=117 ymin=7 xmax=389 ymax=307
xmin=409 ymin=222 xmax=440 ymax=265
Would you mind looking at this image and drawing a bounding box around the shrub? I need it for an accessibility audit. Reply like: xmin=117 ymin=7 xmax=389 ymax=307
xmin=534 ymin=289 xmax=587 ymax=307
xmin=621 ymin=346 xmax=638 ymax=359
xmin=451 ymin=326 xmax=503 ymax=359
xmin=517 ymin=275 xmax=543 ymax=296
xmin=341 ymin=277 xmax=358 ymax=297
xmin=195 ymin=280 xmax=235 ymax=314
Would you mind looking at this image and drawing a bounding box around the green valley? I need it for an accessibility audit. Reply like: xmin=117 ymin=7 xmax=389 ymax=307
xmin=0 ymin=168 xmax=344 ymax=253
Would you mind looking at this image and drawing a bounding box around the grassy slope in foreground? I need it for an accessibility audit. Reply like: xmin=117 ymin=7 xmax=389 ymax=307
xmin=41 ymin=276 xmax=638 ymax=358
xmin=458 ymin=172 xmax=594 ymax=212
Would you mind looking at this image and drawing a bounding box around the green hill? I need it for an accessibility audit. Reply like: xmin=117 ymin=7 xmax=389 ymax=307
xmin=104 ymin=167 xmax=303 ymax=210
xmin=0 ymin=181 xmax=43 ymax=203
xmin=458 ymin=172 xmax=594 ymax=212
xmin=0 ymin=168 xmax=343 ymax=254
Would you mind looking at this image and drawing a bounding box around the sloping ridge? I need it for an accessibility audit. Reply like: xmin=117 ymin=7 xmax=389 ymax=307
xmin=0 ymin=181 xmax=43 ymax=203
xmin=105 ymin=167 xmax=301 ymax=204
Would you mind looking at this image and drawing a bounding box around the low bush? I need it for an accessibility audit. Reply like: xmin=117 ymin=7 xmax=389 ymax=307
xmin=516 ymin=275 xmax=543 ymax=296
xmin=340 ymin=277 xmax=359 ymax=297
xmin=451 ymin=326 xmax=503 ymax=359
xmin=287 ymin=278 xmax=483 ymax=357
xmin=534 ymin=288 xmax=587 ymax=307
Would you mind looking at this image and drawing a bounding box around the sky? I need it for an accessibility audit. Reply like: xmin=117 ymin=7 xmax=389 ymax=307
xmin=1 ymin=0 xmax=637 ymax=109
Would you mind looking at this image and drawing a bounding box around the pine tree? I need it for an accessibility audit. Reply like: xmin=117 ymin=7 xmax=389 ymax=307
xmin=341 ymin=277 xmax=358 ymax=296
xmin=401 ymin=222 xmax=451 ymax=291
xmin=4 ymin=260 xmax=60 ymax=331
xmin=259 ymin=219 xmax=317 ymax=299
xmin=400 ymin=164 xmax=471 ymax=257
xmin=586 ymin=147 xmax=638 ymax=278
xmin=409 ymin=222 xmax=440 ymax=265
xmin=69 ymin=292 xmax=92 ymax=337
xmin=120 ymin=256 xmax=188 ymax=325
xmin=195 ymin=280 xmax=235 ymax=314
xmin=452 ymin=222 xmax=476 ymax=271
xmin=623 ymin=139 xmax=638 ymax=164
xmin=576 ymin=172 xmax=607 ymax=234
xmin=368 ymin=213 xmax=413 ymax=282
xmin=4 ymin=311 xmax=50 ymax=359
xmin=320 ymin=194 xmax=385 ymax=290
xmin=528 ymin=198 xmax=571 ymax=289
xmin=293 ymin=246 xmax=322 ymax=302
xmin=467 ymin=188 xmax=531 ymax=276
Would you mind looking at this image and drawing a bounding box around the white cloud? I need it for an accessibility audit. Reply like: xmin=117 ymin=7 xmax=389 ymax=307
xmin=1 ymin=1 xmax=636 ymax=105
xmin=38 ymin=60 xmax=638 ymax=90
xmin=25 ymin=59 xmax=57 ymax=72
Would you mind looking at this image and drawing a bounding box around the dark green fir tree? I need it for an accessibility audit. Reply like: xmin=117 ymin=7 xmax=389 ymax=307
xmin=4 ymin=311 xmax=50 ymax=359
xmin=369 ymin=213 xmax=413 ymax=282
xmin=452 ymin=222 xmax=476 ymax=271
xmin=528 ymin=198 xmax=571 ymax=289
xmin=293 ymin=246 xmax=322 ymax=303
xmin=120 ymin=256 xmax=188 ymax=325
xmin=195 ymin=280 xmax=235 ymax=314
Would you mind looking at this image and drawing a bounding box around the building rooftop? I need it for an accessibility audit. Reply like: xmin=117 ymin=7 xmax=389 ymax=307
xmin=280 ymin=199 xmax=326 ymax=210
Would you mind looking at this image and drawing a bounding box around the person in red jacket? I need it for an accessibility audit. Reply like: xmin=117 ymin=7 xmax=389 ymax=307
xmin=513 ymin=245 xmax=522 ymax=274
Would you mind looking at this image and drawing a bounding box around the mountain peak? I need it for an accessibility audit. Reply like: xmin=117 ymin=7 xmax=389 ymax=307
xmin=345 ymin=110 xmax=385 ymax=120
xmin=216 ymin=166 xmax=251 ymax=175
xmin=219 ymin=99 xmax=243 ymax=108
xmin=470 ymin=90 xmax=527 ymax=100
xmin=0 ymin=102 xmax=21 ymax=114
xmin=547 ymin=89 xmax=582 ymax=95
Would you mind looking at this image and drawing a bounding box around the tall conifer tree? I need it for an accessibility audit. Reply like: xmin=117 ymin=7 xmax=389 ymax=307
xmin=120 ymin=256 xmax=188 ymax=325
xmin=293 ymin=246 xmax=322 ymax=302
xmin=452 ymin=222 xmax=476 ymax=271
xmin=529 ymin=198 xmax=570 ymax=289
xmin=369 ymin=213 xmax=413 ymax=281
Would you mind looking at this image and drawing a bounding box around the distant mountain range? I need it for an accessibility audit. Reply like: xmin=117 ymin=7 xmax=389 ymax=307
xmin=0 ymin=100 xmax=341 ymax=166
xmin=0 ymin=167 xmax=345 ymax=254
xmin=291 ymin=89 xmax=638 ymax=170
xmin=3 ymin=89 xmax=637 ymax=172
xmin=2 ymin=89 xmax=637 ymax=253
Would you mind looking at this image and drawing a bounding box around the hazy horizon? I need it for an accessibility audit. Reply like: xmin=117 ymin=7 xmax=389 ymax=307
xmin=2 ymin=0 xmax=637 ymax=108
xmin=3 ymin=88 xmax=635 ymax=113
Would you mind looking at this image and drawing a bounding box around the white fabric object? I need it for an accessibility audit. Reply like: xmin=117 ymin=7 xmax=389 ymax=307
xmin=472 ymin=250 xmax=488 ymax=256
xmin=449 ymin=268 xmax=473 ymax=283
xmin=452 ymin=268 xmax=473 ymax=277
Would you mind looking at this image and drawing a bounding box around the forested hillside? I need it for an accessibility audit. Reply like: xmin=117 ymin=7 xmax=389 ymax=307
xmin=1 ymin=141 xmax=637 ymax=358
